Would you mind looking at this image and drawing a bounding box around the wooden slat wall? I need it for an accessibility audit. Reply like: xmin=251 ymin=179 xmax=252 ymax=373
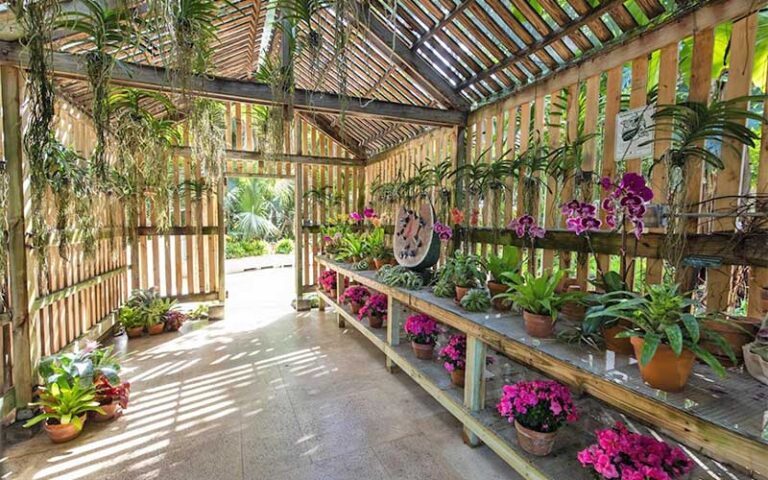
xmin=361 ymin=14 xmax=768 ymax=317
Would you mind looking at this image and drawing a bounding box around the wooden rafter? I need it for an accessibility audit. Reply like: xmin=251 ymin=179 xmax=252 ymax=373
xmin=298 ymin=112 xmax=368 ymax=159
xmin=410 ymin=0 xmax=475 ymax=52
xmin=174 ymin=146 xmax=362 ymax=166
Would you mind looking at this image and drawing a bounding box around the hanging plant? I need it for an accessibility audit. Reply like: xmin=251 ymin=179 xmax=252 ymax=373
xmin=277 ymin=0 xmax=330 ymax=69
xmin=254 ymin=57 xmax=290 ymax=154
xmin=55 ymin=0 xmax=140 ymax=182
xmin=189 ymin=98 xmax=226 ymax=183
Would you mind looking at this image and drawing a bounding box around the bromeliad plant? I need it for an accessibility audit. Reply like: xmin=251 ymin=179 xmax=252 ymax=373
xmin=460 ymin=288 xmax=491 ymax=313
xmin=497 ymin=379 xmax=578 ymax=456
xmin=578 ymin=422 xmax=693 ymax=480
xmin=25 ymin=380 xmax=104 ymax=442
xmin=586 ymin=281 xmax=734 ymax=391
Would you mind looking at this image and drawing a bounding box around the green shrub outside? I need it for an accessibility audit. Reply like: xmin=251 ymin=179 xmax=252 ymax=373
xmin=275 ymin=238 xmax=294 ymax=254
xmin=226 ymin=239 xmax=268 ymax=259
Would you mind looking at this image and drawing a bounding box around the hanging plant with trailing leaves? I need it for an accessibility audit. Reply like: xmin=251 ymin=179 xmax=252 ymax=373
xmin=55 ymin=0 xmax=140 ymax=182
xmin=254 ymin=56 xmax=291 ymax=154
xmin=189 ymin=98 xmax=226 ymax=183
xmin=277 ymin=0 xmax=330 ymax=70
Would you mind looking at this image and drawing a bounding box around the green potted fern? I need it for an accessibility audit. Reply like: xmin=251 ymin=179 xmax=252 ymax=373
xmin=496 ymin=271 xmax=582 ymax=338
xmin=446 ymin=251 xmax=487 ymax=302
xmin=486 ymin=246 xmax=520 ymax=311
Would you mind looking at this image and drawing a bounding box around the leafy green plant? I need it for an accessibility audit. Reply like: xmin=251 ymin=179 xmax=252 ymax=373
xmin=190 ymin=99 xmax=226 ymax=184
xmin=487 ymin=246 xmax=521 ymax=283
xmin=275 ymin=238 xmax=294 ymax=254
xmin=24 ymin=380 xmax=103 ymax=430
xmin=446 ymin=251 xmax=487 ymax=289
xmin=366 ymin=227 xmax=393 ymax=261
xmin=582 ymin=271 xmax=633 ymax=335
xmin=497 ymin=271 xmax=582 ymax=320
xmin=146 ymin=298 xmax=178 ymax=327
xmin=37 ymin=344 xmax=121 ymax=388
xmin=118 ymin=305 xmax=145 ymax=330
xmin=336 ymin=233 xmax=368 ymax=263
xmin=585 ymin=282 xmax=733 ymax=377
xmin=376 ymin=265 xmax=424 ymax=290
xmin=460 ymin=288 xmax=491 ymax=312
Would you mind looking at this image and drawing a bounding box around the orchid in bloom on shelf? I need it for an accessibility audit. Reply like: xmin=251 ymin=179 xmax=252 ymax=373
xmin=600 ymin=172 xmax=653 ymax=239
xmin=403 ymin=313 xmax=440 ymax=345
xmin=363 ymin=207 xmax=377 ymax=219
xmin=358 ymin=293 xmax=387 ymax=321
xmin=433 ymin=221 xmax=453 ymax=241
xmin=507 ymin=214 xmax=546 ymax=239
xmin=577 ymin=422 xmax=693 ymax=480
xmin=496 ymin=379 xmax=577 ymax=434
xmin=438 ymin=334 xmax=494 ymax=373
xmin=340 ymin=285 xmax=370 ymax=305
xmin=561 ymin=200 xmax=601 ymax=236
xmin=450 ymin=208 xmax=465 ymax=225
xmin=349 ymin=211 xmax=363 ymax=223
xmin=318 ymin=270 xmax=337 ymax=291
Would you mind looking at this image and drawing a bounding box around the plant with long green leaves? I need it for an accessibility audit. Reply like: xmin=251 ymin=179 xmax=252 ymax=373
xmin=37 ymin=344 xmax=122 ymax=388
xmin=376 ymin=265 xmax=423 ymax=290
xmin=585 ymin=282 xmax=734 ymax=377
xmin=582 ymin=271 xmax=633 ymax=335
xmin=496 ymin=271 xmax=582 ymax=320
xmin=460 ymin=288 xmax=491 ymax=312
xmin=445 ymin=251 xmax=487 ymax=289
xmin=336 ymin=233 xmax=369 ymax=263
xmin=487 ymin=246 xmax=521 ymax=284
xmin=24 ymin=380 xmax=103 ymax=431
xmin=366 ymin=227 xmax=393 ymax=262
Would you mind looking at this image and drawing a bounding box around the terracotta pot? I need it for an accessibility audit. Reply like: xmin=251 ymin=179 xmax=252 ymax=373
xmin=92 ymin=402 xmax=119 ymax=422
xmin=487 ymin=281 xmax=511 ymax=311
xmin=560 ymin=286 xmax=585 ymax=322
xmin=523 ymin=311 xmax=555 ymax=338
xmin=602 ymin=323 xmax=634 ymax=355
xmin=701 ymin=316 xmax=760 ymax=364
xmin=126 ymin=326 xmax=144 ymax=338
xmin=368 ymin=314 xmax=384 ymax=329
xmin=411 ymin=341 xmax=434 ymax=360
xmin=450 ymin=368 xmax=465 ymax=387
xmin=630 ymin=337 xmax=695 ymax=392
xmin=350 ymin=301 xmax=363 ymax=315
xmin=44 ymin=415 xmax=87 ymax=443
xmin=148 ymin=323 xmax=164 ymax=335
xmin=514 ymin=421 xmax=557 ymax=456
xmin=455 ymin=286 xmax=470 ymax=303
xmin=373 ymin=258 xmax=397 ymax=270
xmin=330 ymin=288 xmax=337 ymax=299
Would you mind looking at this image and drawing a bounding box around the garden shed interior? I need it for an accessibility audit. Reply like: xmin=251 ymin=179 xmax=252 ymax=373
xmin=0 ymin=0 xmax=768 ymax=479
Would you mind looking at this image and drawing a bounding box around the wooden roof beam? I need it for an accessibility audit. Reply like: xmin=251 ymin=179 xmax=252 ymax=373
xmin=0 ymin=40 xmax=466 ymax=128
xmin=410 ymin=0 xmax=475 ymax=52
xmin=355 ymin=4 xmax=470 ymax=111
xmin=298 ymin=112 xmax=368 ymax=159
xmin=174 ymin=146 xmax=363 ymax=167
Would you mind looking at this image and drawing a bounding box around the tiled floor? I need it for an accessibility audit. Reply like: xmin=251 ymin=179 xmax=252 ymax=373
xmin=1 ymin=268 xmax=519 ymax=480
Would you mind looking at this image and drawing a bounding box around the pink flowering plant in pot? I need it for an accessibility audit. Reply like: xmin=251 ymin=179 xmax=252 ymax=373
xmin=496 ymin=379 xmax=578 ymax=456
xmin=358 ymin=293 xmax=387 ymax=328
xmin=340 ymin=286 xmax=370 ymax=314
xmin=404 ymin=313 xmax=440 ymax=360
xmin=439 ymin=334 xmax=494 ymax=387
xmin=318 ymin=270 xmax=337 ymax=293
xmin=578 ymin=422 xmax=693 ymax=480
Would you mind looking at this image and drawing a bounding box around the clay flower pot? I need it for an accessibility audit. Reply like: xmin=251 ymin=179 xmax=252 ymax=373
xmin=368 ymin=314 xmax=384 ymax=329
xmin=411 ymin=341 xmax=434 ymax=360
xmin=450 ymin=368 xmax=465 ymax=387
xmin=523 ymin=311 xmax=555 ymax=338
xmin=487 ymin=281 xmax=510 ymax=311
xmin=126 ymin=326 xmax=144 ymax=338
xmin=602 ymin=323 xmax=634 ymax=355
xmin=701 ymin=316 xmax=760 ymax=365
xmin=350 ymin=301 xmax=363 ymax=315
xmin=92 ymin=402 xmax=120 ymax=422
xmin=630 ymin=337 xmax=695 ymax=392
xmin=373 ymin=258 xmax=396 ymax=270
xmin=514 ymin=421 xmax=557 ymax=456
xmin=44 ymin=415 xmax=87 ymax=443
xmin=148 ymin=323 xmax=164 ymax=335
xmin=455 ymin=286 xmax=470 ymax=303
xmin=330 ymin=288 xmax=337 ymax=299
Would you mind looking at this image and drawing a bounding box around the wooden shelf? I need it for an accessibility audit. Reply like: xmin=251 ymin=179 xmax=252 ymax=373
xmin=317 ymin=256 xmax=768 ymax=479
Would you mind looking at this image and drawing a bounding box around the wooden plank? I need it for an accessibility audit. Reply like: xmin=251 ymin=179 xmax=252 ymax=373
xmin=543 ymin=92 xmax=561 ymax=271
xmin=577 ymin=76 xmax=600 ymax=288
xmin=707 ymin=16 xmax=757 ymax=312
xmin=597 ymin=68 xmax=622 ymax=275
xmin=462 ymin=335 xmax=487 ymax=446
xmin=748 ymin=65 xmax=768 ymax=317
xmin=560 ymin=84 xmax=579 ymax=271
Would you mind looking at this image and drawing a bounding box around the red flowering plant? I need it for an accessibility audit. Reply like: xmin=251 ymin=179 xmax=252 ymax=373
xmin=404 ymin=313 xmax=440 ymax=345
xmin=577 ymin=422 xmax=693 ymax=480
xmin=358 ymin=293 xmax=387 ymax=321
xmin=94 ymin=376 xmax=131 ymax=409
xmin=340 ymin=285 xmax=370 ymax=306
xmin=164 ymin=310 xmax=187 ymax=331
xmin=438 ymin=334 xmax=494 ymax=372
xmin=496 ymin=379 xmax=577 ymax=434
xmin=319 ymin=270 xmax=337 ymax=292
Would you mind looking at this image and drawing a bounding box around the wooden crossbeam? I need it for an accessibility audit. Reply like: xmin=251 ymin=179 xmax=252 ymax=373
xmin=297 ymin=112 xmax=368 ymax=159
xmin=355 ymin=4 xmax=469 ymax=110
xmin=411 ymin=0 xmax=475 ymax=52
xmin=174 ymin=146 xmax=363 ymax=166
xmin=0 ymin=40 xmax=466 ymax=128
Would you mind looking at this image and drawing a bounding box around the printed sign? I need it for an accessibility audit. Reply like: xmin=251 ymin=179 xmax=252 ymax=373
xmin=615 ymin=105 xmax=655 ymax=161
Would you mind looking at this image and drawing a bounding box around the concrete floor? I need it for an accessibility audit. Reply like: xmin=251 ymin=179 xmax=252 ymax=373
xmin=1 ymin=267 xmax=519 ymax=480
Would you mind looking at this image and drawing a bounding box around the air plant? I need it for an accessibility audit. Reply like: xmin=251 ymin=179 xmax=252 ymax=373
xmin=276 ymin=0 xmax=330 ymax=68
xmin=189 ymin=98 xmax=226 ymax=185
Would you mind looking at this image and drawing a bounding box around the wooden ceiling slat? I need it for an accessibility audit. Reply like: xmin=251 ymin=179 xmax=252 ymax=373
xmin=508 ymin=0 xmax=575 ymax=63
xmin=411 ymin=0 xmax=475 ymax=51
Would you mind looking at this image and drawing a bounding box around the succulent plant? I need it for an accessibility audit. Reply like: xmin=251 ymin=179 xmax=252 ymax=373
xmin=460 ymin=288 xmax=491 ymax=312
xmin=376 ymin=265 xmax=424 ymax=290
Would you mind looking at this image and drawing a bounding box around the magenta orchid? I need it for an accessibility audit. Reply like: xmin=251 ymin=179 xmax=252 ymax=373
xmin=433 ymin=221 xmax=453 ymax=241
xmin=578 ymin=422 xmax=693 ymax=480
xmin=600 ymin=172 xmax=653 ymax=239
xmin=404 ymin=313 xmax=440 ymax=345
xmin=363 ymin=207 xmax=377 ymax=219
xmin=358 ymin=293 xmax=387 ymax=321
xmin=561 ymin=200 xmax=602 ymax=236
xmin=349 ymin=211 xmax=363 ymax=222
xmin=497 ymin=379 xmax=577 ymax=434
xmin=507 ymin=214 xmax=545 ymax=239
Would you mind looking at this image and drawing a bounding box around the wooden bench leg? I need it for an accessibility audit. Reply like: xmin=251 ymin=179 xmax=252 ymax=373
xmin=463 ymin=335 xmax=487 ymax=447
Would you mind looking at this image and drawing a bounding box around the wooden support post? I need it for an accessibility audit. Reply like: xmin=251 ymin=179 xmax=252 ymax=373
xmin=293 ymin=122 xmax=306 ymax=308
xmin=335 ymin=271 xmax=345 ymax=328
xmin=386 ymin=296 xmax=406 ymax=374
xmin=463 ymin=335 xmax=486 ymax=447
xmin=452 ymin=126 xmax=466 ymax=253
xmin=217 ymin=173 xmax=226 ymax=302
xmin=2 ymin=65 xmax=33 ymax=406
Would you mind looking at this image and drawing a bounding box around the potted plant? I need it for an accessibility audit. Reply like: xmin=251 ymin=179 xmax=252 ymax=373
xmin=24 ymin=380 xmax=104 ymax=443
xmin=497 ymin=271 xmax=583 ymax=338
xmin=700 ymin=313 xmax=760 ymax=366
xmin=496 ymin=379 xmax=577 ymax=456
xmin=486 ymin=246 xmax=520 ymax=311
xmin=319 ymin=270 xmax=337 ymax=295
xmin=446 ymin=251 xmax=486 ymax=302
xmin=459 ymin=288 xmax=491 ymax=313
xmin=146 ymin=298 xmax=176 ymax=335
xmin=119 ymin=305 xmax=145 ymax=338
xmin=583 ymin=271 xmax=634 ymax=354
xmin=340 ymin=285 xmax=370 ymax=315
xmin=404 ymin=313 xmax=440 ymax=360
xmin=164 ymin=310 xmax=187 ymax=331
xmin=336 ymin=233 xmax=369 ymax=264
xmin=578 ymin=422 xmax=693 ymax=479
xmin=358 ymin=293 xmax=388 ymax=328
xmin=588 ymin=281 xmax=734 ymax=392
xmin=367 ymin=227 xmax=395 ymax=270
xmin=92 ymin=376 xmax=130 ymax=422
xmin=439 ymin=334 xmax=467 ymax=386
xmin=376 ymin=265 xmax=424 ymax=290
